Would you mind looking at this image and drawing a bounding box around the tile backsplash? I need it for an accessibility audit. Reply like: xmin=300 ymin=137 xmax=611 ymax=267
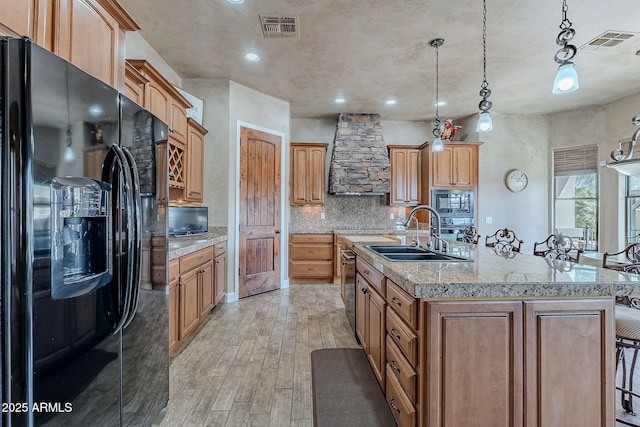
xmin=289 ymin=195 xmax=412 ymax=231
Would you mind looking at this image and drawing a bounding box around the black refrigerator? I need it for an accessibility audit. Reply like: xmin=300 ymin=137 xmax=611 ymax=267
xmin=0 ymin=37 xmax=169 ymax=426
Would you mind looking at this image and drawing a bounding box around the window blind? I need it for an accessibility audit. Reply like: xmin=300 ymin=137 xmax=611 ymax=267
xmin=553 ymin=145 xmax=598 ymax=176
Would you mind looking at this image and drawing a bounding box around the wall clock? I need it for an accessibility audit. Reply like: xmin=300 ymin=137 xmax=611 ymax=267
xmin=505 ymin=169 xmax=528 ymax=192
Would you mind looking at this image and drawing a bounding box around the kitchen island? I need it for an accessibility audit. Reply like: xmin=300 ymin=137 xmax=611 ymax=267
xmin=347 ymin=238 xmax=640 ymax=427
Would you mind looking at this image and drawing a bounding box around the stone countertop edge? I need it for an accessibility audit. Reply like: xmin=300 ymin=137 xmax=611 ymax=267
xmin=289 ymin=228 xmax=431 ymax=235
xmin=168 ymin=229 xmax=228 ymax=260
xmin=352 ymin=243 xmax=640 ymax=299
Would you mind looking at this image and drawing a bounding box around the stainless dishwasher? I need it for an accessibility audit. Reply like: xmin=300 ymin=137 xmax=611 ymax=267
xmin=341 ymin=248 xmax=357 ymax=335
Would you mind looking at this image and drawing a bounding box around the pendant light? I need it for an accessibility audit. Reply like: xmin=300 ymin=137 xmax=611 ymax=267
xmin=430 ymin=38 xmax=444 ymax=153
xmin=552 ymin=0 xmax=579 ymax=94
xmin=476 ymin=0 xmax=493 ymax=132
xmin=607 ymin=115 xmax=640 ymax=176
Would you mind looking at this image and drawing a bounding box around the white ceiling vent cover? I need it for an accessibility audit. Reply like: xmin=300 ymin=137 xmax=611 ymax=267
xmin=580 ymin=31 xmax=637 ymax=51
xmin=260 ymin=15 xmax=299 ymax=38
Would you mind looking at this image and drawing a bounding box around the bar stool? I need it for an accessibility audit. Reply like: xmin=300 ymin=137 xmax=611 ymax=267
xmin=532 ymin=231 xmax=583 ymax=263
xmin=616 ymin=300 xmax=640 ymax=426
xmin=456 ymin=226 xmax=480 ymax=244
xmin=485 ymin=228 xmax=523 ymax=254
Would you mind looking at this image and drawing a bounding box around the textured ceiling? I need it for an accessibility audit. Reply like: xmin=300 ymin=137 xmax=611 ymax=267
xmin=118 ymin=0 xmax=640 ymax=121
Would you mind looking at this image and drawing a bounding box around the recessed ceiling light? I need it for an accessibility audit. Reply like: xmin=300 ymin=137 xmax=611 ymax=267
xmin=385 ymin=99 xmax=397 ymax=105
xmin=334 ymin=98 xmax=346 ymax=104
xmin=435 ymin=101 xmax=447 ymax=107
xmin=244 ymin=53 xmax=260 ymax=62
xmin=227 ymin=0 xmax=243 ymax=3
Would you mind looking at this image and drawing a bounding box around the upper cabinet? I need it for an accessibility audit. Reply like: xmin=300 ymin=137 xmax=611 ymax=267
xmin=0 ymin=0 xmax=139 ymax=89
xmin=185 ymin=118 xmax=207 ymax=203
xmin=430 ymin=143 xmax=479 ymax=189
xmin=290 ymin=142 xmax=327 ymax=205
xmin=127 ymin=60 xmax=208 ymax=204
xmin=388 ymin=145 xmax=421 ymax=206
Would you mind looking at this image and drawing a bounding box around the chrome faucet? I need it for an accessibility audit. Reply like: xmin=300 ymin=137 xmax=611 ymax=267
xmin=403 ymin=205 xmax=443 ymax=251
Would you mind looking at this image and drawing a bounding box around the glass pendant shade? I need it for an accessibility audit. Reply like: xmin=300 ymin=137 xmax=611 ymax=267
xmin=552 ymin=63 xmax=579 ymax=94
xmin=64 ymin=146 xmax=75 ymax=162
xmin=476 ymin=111 xmax=493 ymax=132
xmin=432 ymin=137 xmax=444 ymax=153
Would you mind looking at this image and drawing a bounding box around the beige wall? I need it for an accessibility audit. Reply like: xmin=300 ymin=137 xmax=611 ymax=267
xmin=124 ymin=32 xmax=182 ymax=87
xmin=548 ymin=92 xmax=640 ymax=252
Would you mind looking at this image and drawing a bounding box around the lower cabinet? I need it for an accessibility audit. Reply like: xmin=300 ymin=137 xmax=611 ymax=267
xmin=355 ymin=257 xmax=387 ymax=389
xmin=289 ymin=233 xmax=334 ymax=283
xmin=355 ymin=260 xmax=614 ymax=427
xmin=169 ymin=241 xmax=227 ymax=356
xmin=214 ymin=242 xmax=227 ymax=304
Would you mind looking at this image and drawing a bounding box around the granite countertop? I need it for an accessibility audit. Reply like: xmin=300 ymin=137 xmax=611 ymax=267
xmin=349 ymin=238 xmax=640 ymax=299
xmin=290 ymin=228 xmax=431 ymax=235
xmin=168 ymin=226 xmax=228 ymax=260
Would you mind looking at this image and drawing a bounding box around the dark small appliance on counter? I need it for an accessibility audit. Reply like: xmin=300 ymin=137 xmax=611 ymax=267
xmin=169 ymin=206 xmax=209 ymax=237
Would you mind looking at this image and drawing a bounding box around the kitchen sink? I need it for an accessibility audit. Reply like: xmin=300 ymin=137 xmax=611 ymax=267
xmin=365 ymin=245 xmax=472 ymax=262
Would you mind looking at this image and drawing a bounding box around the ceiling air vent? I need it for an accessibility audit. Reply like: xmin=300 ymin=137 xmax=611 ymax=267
xmin=580 ymin=31 xmax=637 ymax=51
xmin=259 ymin=15 xmax=299 ymax=39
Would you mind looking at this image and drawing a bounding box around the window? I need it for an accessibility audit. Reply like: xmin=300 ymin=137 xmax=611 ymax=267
xmin=553 ymin=145 xmax=599 ymax=250
xmin=626 ymin=176 xmax=640 ymax=243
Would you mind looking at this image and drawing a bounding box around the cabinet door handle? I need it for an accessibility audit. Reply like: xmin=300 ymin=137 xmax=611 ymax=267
xmin=199 ymin=269 xmax=205 ymax=273
xmin=360 ymin=287 xmax=368 ymax=294
xmin=390 ymin=297 xmax=401 ymax=307
xmin=390 ymin=328 xmax=400 ymax=340
xmin=390 ymin=359 xmax=401 ymax=373
xmin=178 ymin=281 xmax=182 ymax=287
xmin=275 ymin=230 xmax=281 ymax=234
xmin=389 ymin=397 xmax=401 ymax=413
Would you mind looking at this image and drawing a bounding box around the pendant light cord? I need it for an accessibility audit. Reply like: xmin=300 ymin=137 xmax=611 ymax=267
xmin=481 ymin=0 xmax=487 ymax=88
xmin=560 ymin=0 xmax=572 ymax=30
xmin=435 ymin=43 xmax=440 ymax=123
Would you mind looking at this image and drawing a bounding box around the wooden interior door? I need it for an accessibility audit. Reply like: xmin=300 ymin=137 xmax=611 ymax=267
xmin=239 ymin=127 xmax=281 ymax=298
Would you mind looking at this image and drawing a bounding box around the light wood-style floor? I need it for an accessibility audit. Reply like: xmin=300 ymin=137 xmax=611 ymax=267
xmin=151 ymin=282 xmax=637 ymax=426
xmin=151 ymin=283 xmax=360 ymax=427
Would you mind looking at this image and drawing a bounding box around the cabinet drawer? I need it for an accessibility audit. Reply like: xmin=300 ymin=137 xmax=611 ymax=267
xmin=289 ymin=260 xmax=333 ymax=277
xmin=385 ymin=364 xmax=416 ymax=427
xmin=387 ymin=307 xmax=418 ymax=367
xmin=169 ymin=259 xmax=180 ymax=283
xmin=290 ymin=244 xmax=333 ymax=261
xmin=387 ymin=279 xmax=418 ymax=330
xmin=356 ymin=257 xmax=385 ymax=294
xmin=152 ymin=247 xmax=166 ymax=265
xmin=386 ymin=336 xmax=417 ymax=405
xmin=213 ymin=241 xmax=226 ymax=257
xmin=290 ymin=233 xmax=334 ymax=244
xmin=152 ymin=265 xmax=166 ymax=286
xmin=180 ymin=246 xmax=214 ymax=273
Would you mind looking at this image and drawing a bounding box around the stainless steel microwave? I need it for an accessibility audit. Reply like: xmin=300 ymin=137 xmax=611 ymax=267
xmin=432 ymin=190 xmax=474 ymax=217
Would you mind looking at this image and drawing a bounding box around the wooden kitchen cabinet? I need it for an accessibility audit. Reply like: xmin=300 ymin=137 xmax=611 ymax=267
xmin=289 ymin=233 xmax=334 ymax=283
xmin=170 ymin=245 xmax=222 ymax=356
xmin=290 ymin=142 xmax=327 ymax=205
xmin=126 ymin=60 xmax=198 ymax=203
xmin=213 ymin=242 xmax=227 ymax=305
xmin=389 ymin=145 xmax=421 ymax=205
xmin=185 ymin=118 xmax=208 ymax=203
xmin=124 ymin=61 xmax=148 ymax=106
xmin=168 ymin=258 xmax=180 ymax=355
xmin=0 ymin=0 xmax=138 ymax=89
xmin=355 ymin=257 xmax=387 ymax=389
xmin=430 ymin=143 xmax=478 ymax=189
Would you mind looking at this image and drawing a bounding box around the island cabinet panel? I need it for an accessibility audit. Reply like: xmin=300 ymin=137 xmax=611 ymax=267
xmin=423 ymin=301 xmax=524 ymax=427
xmin=524 ymin=299 xmax=614 ymax=427
xmin=355 ymin=256 xmax=387 ymax=389
xmin=168 ymin=259 xmax=180 ymax=356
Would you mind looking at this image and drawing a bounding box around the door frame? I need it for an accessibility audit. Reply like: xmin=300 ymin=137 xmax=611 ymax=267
xmin=228 ymin=121 xmax=288 ymax=302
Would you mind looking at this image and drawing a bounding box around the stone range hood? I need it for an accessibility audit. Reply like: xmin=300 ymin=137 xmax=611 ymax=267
xmin=328 ymin=113 xmax=390 ymax=195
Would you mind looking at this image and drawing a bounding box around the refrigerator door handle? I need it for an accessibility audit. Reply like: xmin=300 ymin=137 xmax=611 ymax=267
xmin=121 ymin=146 xmax=142 ymax=329
xmin=101 ymin=145 xmax=135 ymax=334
